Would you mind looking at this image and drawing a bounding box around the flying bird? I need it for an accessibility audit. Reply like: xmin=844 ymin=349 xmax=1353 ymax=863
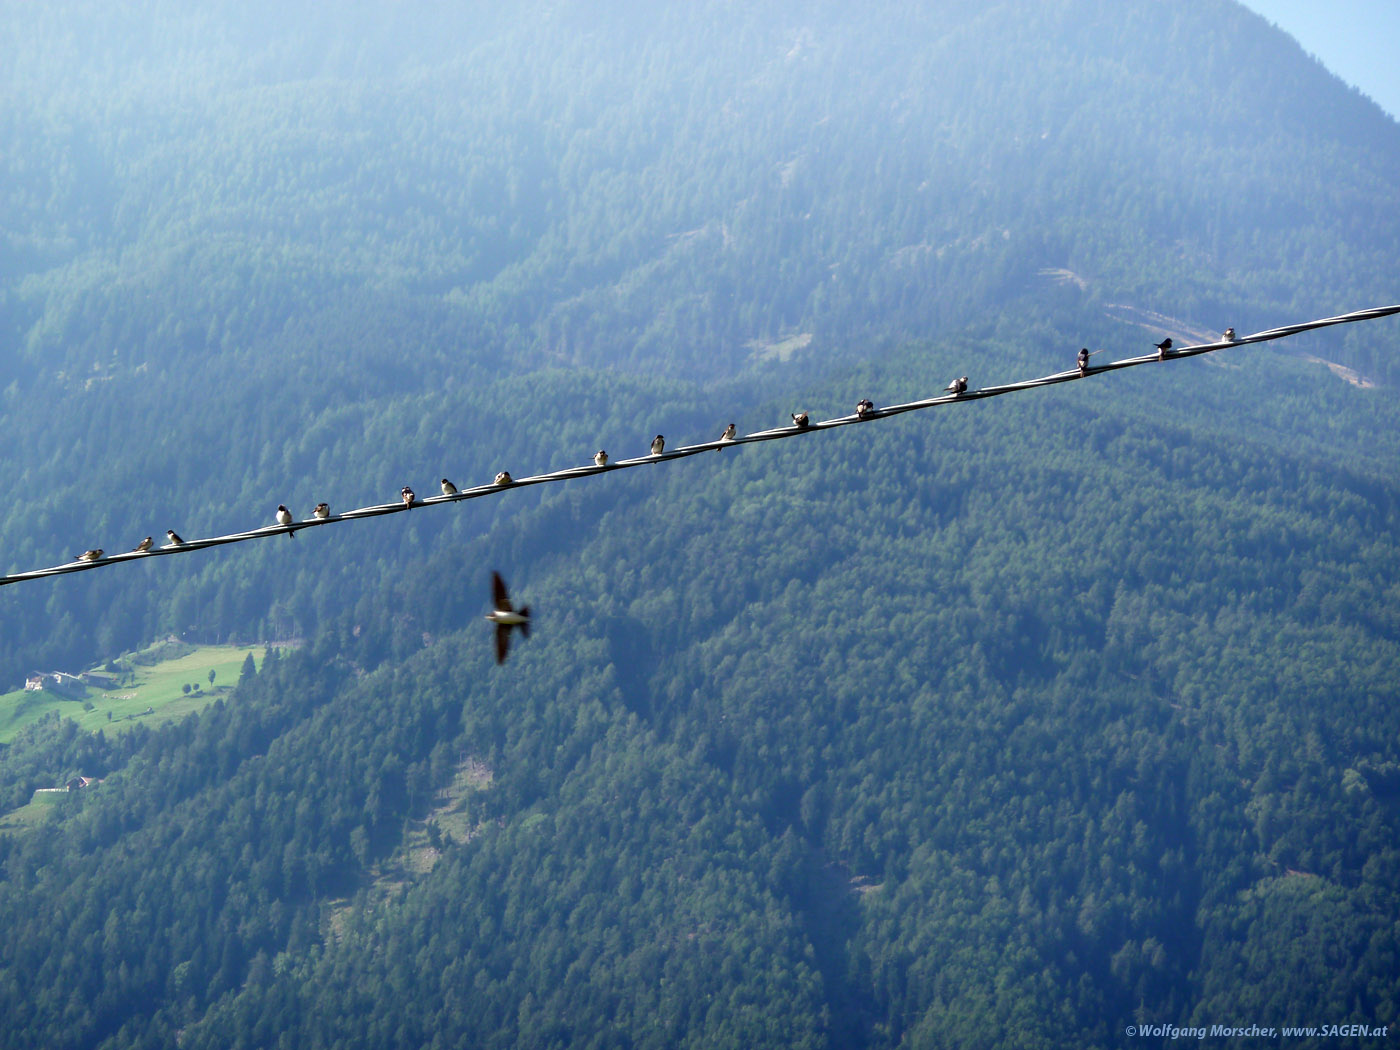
xmin=495 ymin=471 xmax=513 ymax=485
xmin=791 ymin=411 xmax=810 ymax=428
xmin=166 ymin=530 xmax=185 ymax=546
xmin=945 ymin=376 xmax=968 ymax=396
xmin=132 ymin=536 xmax=153 ymax=553
xmin=401 ymin=486 xmax=416 ymax=510
xmin=441 ymin=478 xmax=458 ymax=496
xmin=276 ymin=504 xmax=294 ymax=538
xmin=1077 ymin=348 xmax=1090 ymax=375
xmin=855 ymin=399 xmax=874 ymax=418
xmin=313 ymin=503 xmax=330 ymax=519
xmin=720 ymin=423 xmax=737 ymax=442
xmin=1155 ymin=338 xmax=1172 ymax=360
xmin=1222 ymin=327 xmax=1236 ymax=342
xmin=594 ymin=450 xmax=608 ymax=467
xmin=486 ymin=571 xmax=532 ymax=665
xmin=77 ymin=549 xmax=104 ymax=562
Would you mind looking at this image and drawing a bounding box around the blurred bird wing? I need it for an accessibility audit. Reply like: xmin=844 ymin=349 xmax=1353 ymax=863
xmin=492 ymin=571 xmax=512 ymax=612
xmin=494 ymin=623 xmax=510 ymax=664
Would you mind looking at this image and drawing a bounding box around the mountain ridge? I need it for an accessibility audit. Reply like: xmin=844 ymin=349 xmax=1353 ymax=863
xmin=1 ymin=1 xmax=1399 ymax=1045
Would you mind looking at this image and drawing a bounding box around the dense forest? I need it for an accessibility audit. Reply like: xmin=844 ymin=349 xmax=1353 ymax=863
xmin=1 ymin=0 xmax=1397 ymax=674
xmin=1 ymin=0 xmax=1398 ymax=1046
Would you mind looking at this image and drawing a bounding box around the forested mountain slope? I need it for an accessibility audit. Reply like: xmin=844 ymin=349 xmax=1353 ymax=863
xmin=3 ymin=338 xmax=1399 ymax=1048
xmin=1 ymin=0 xmax=1397 ymax=679
xmin=1 ymin=0 xmax=1399 ymax=1046
xmin=5 ymin=0 xmax=1397 ymax=383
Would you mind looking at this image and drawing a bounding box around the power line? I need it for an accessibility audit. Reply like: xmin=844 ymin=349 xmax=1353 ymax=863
xmin=3 ymin=304 xmax=1397 ymax=588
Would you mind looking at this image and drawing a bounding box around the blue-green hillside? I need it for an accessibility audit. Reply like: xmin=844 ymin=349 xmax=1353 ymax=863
xmin=1 ymin=0 xmax=1398 ymax=1046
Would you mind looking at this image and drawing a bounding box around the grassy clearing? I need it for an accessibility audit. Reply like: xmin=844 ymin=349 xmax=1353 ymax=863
xmin=324 ymin=756 xmax=493 ymax=939
xmin=746 ymin=331 xmax=812 ymax=363
xmin=0 ymin=791 xmax=65 ymax=833
xmin=380 ymin=756 xmax=494 ymax=878
xmin=0 ymin=643 xmax=267 ymax=744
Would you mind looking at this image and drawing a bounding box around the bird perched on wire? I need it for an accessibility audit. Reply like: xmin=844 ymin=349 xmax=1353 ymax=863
xmin=441 ymin=478 xmax=458 ymax=496
xmin=855 ymin=398 xmax=874 ymax=418
xmin=1222 ymin=327 xmax=1236 ymax=342
xmin=594 ymin=450 xmax=608 ymax=467
xmin=132 ymin=536 xmax=153 ymax=553
xmin=313 ymin=503 xmax=330 ymax=519
xmin=1077 ymin=348 xmax=1090 ymax=376
xmin=401 ymin=486 xmax=416 ymax=510
xmin=945 ymin=376 xmax=968 ymax=396
xmin=166 ymin=530 xmax=185 ymax=546
xmin=1155 ymin=338 xmax=1172 ymax=360
xmin=495 ymin=471 xmax=513 ymax=485
xmin=486 ymin=571 xmax=531 ymax=665
xmin=276 ymin=504 xmax=294 ymax=538
xmin=791 ymin=411 xmax=810 ymax=428
xmin=650 ymin=435 xmax=665 ymax=456
xmin=720 ymin=423 xmax=737 ymax=442
xmin=77 ymin=549 xmax=104 ymax=562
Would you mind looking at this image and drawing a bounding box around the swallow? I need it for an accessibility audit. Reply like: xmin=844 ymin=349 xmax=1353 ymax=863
xmin=650 ymin=435 xmax=665 ymax=456
xmin=1077 ymin=348 xmax=1090 ymax=375
xmin=855 ymin=399 xmax=874 ymax=418
xmin=594 ymin=450 xmax=608 ymax=467
xmin=166 ymin=530 xmax=186 ymax=546
xmin=1222 ymin=327 xmax=1236 ymax=342
xmin=132 ymin=536 xmax=154 ymax=553
xmin=494 ymin=471 xmax=513 ymax=485
xmin=791 ymin=411 xmax=810 ymax=428
xmin=313 ymin=503 xmax=330 ymax=519
xmin=486 ymin=571 xmax=532 ymax=665
xmin=276 ymin=504 xmax=294 ymax=538
xmin=720 ymin=423 xmax=737 ymax=442
xmin=1155 ymin=338 xmax=1172 ymax=360
xmin=401 ymin=486 xmax=416 ymax=509
xmin=946 ymin=376 xmax=968 ymax=396
xmin=441 ymin=478 xmax=458 ymax=496
xmin=77 ymin=549 xmax=104 ymax=562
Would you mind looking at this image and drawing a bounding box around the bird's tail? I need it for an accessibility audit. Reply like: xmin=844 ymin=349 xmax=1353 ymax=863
xmin=519 ymin=607 xmax=531 ymax=638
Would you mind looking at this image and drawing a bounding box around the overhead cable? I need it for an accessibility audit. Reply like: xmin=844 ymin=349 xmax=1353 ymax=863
xmin=2 ymin=303 xmax=1396 ymax=588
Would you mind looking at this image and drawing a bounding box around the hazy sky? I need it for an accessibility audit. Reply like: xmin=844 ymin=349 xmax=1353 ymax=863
xmin=1239 ymin=0 xmax=1400 ymax=119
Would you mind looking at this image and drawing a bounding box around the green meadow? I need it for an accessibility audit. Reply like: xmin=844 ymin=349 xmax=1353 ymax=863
xmin=0 ymin=643 xmax=268 ymax=745
xmin=0 ymin=790 xmax=65 ymax=833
